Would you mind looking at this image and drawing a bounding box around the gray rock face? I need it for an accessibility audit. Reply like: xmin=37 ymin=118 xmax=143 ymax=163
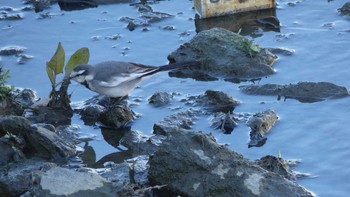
xmin=149 ymin=129 xmax=314 ymax=197
xmin=0 ymin=159 xmax=57 ymax=197
xmin=240 ymin=82 xmax=349 ymax=103
xmin=167 ymin=28 xmax=277 ymax=81
xmin=26 ymin=126 xmax=76 ymax=159
xmin=37 ymin=167 xmax=114 ymax=197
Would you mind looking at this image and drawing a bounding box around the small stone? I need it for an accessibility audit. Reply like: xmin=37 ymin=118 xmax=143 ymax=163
xmin=16 ymin=54 xmax=34 ymax=64
xmin=99 ymin=105 xmax=134 ymax=128
xmin=0 ymin=45 xmax=26 ymax=56
xmin=148 ymin=92 xmax=174 ymax=107
xmin=162 ymin=25 xmax=175 ymax=31
xmin=338 ymin=2 xmax=350 ymax=15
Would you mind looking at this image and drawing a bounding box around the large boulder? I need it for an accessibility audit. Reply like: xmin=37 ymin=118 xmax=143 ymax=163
xmin=149 ymin=129 xmax=314 ymax=197
xmin=167 ymin=28 xmax=277 ymax=81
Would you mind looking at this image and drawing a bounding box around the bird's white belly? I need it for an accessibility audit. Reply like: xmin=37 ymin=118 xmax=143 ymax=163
xmin=88 ymin=79 xmax=142 ymax=98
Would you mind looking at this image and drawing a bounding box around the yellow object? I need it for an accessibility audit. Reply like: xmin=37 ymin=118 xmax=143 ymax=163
xmin=194 ymin=0 xmax=276 ymax=19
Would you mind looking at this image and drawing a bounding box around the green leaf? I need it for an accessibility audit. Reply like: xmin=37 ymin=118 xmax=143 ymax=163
xmin=46 ymin=65 xmax=56 ymax=87
xmin=250 ymin=44 xmax=260 ymax=53
xmin=65 ymin=47 xmax=89 ymax=75
xmin=46 ymin=42 xmax=65 ymax=77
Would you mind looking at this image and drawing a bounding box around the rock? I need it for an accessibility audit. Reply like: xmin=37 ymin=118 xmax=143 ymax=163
xmin=246 ymin=109 xmax=278 ymax=148
xmin=154 ymin=90 xmax=239 ymax=135
xmin=99 ymin=105 xmax=134 ymax=128
xmin=0 ymin=138 xmax=25 ymax=166
xmin=0 ymin=116 xmax=32 ymax=137
xmin=12 ymin=88 xmax=36 ymax=107
xmin=0 ymin=116 xmax=75 ymax=160
xmin=58 ymin=0 xmax=98 ymax=11
xmin=184 ymin=90 xmax=239 ymax=113
xmin=209 ymin=112 xmax=237 ymax=134
xmin=120 ymin=17 xmax=148 ymax=31
xmin=26 ymin=126 xmax=76 ymax=160
xmin=120 ymin=2 xmax=173 ymax=30
xmin=0 ymin=96 xmax=24 ymax=116
xmin=240 ymin=82 xmax=349 ymax=103
xmin=96 ymin=0 xmax=134 ymax=4
xmin=267 ymin=47 xmax=295 ymax=56
xmin=120 ymin=130 xmax=164 ymax=155
xmin=0 ymin=45 xmax=26 ymax=56
xmin=148 ymin=92 xmax=174 ymax=107
xmin=148 ymin=129 xmax=314 ymax=197
xmin=167 ymin=28 xmax=277 ymax=81
xmin=153 ymin=109 xmax=200 ymax=135
xmin=0 ymin=13 xmax=24 ymax=20
xmin=75 ymin=95 xmax=129 ymax=126
xmin=256 ymin=16 xmax=280 ymax=29
xmin=162 ymin=25 xmax=176 ymax=31
xmin=0 ymin=6 xmax=14 ymax=11
xmin=24 ymin=0 xmax=52 ymax=12
xmin=29 ymin=106 xmax=72 ymax=125
xmin=338 ymin=2 xmax=350 ymax=15
xmin=98 ymin=155 xmax=153 ymax=196
xmin=79 ymin=104 xmax=106 ymax=125
xmin=16 ymin=54 xmax=34 ymax=64
xmin=0 ymin=158 xmax=57 ymax=197
xmin=255 ymin=155 xmax=299 ymax=181
xmin=36 ymin=167 xmax=114 ymax=196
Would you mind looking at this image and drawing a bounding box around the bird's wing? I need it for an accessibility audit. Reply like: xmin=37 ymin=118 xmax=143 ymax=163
xmin=93 ymin=61 xmax=159 ymax=88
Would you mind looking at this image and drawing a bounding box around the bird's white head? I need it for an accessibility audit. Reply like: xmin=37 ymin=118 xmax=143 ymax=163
xmin=69 ymin=64 xmax=94 ymax=84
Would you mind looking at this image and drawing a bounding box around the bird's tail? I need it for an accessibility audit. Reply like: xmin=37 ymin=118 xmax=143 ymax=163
xmin=157 ymin=61 xmax=201 ymax=71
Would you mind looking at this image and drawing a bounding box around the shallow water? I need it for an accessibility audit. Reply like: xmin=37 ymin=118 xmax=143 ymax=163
xmin=1 ymin=0 xmax=350 ymax=196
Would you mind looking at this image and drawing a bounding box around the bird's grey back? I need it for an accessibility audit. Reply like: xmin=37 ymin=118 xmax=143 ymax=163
xmin=93 ymin=61 xmax=158 ymax=82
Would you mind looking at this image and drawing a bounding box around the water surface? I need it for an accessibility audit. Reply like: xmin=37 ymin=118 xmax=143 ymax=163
xmin=1 ymin=0 xmax=350 ymax=196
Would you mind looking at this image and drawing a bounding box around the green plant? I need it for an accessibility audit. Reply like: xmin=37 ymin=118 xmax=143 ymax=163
xmin=278 ymin=150 xmax=282 ymax=158
xmin=46 ymin=42 xmax=89 ymax=112
xmin=241 ymin=38 xmax=261 ymax=57
xmin=0 ymin=66 xmax=14 ymax=97
xmin=46 ymin=42 xmax=89 ymax=93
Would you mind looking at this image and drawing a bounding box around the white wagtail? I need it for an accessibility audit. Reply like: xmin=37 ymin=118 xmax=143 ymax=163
xmin=69 ymin=61 xmax=199 ymax=98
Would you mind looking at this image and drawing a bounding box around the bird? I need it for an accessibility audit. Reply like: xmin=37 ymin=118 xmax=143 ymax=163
xmin=69 ymin=60 xmax=199 ymax=98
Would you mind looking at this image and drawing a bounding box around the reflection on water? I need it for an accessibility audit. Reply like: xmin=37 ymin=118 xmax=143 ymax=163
xmin=195 ymin=8 xmax=280 ymax=37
